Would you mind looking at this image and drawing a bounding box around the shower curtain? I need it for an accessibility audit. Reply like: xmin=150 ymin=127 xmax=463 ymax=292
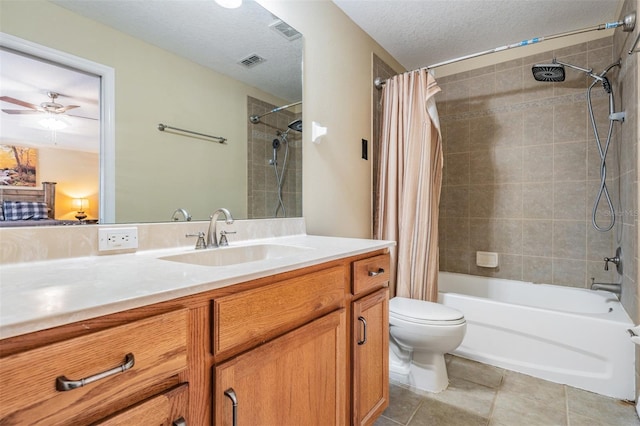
xmin=375 ymin=68 xmax=442 ymax=302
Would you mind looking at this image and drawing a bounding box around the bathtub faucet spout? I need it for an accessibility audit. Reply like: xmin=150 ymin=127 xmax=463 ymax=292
xmin=590 ymin=278 xmax=621 ymax=296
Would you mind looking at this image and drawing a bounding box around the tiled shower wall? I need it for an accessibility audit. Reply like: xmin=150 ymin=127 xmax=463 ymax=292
xmin=437 ymin=36 xmax=637 ymax=291
xmin=615 ymin=0 xmax=640 ymax=398
xmin=247 ymin=96 xmax=302 ymax=219
xmin=614 ymin=0 xmax=639 ymax=323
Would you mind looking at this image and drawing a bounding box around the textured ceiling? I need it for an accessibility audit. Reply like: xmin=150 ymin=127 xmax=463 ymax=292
xmin=333 ymin=0 xmax=623 ymax=71
xmin=52 ymin=0 xmax=303 ymax=102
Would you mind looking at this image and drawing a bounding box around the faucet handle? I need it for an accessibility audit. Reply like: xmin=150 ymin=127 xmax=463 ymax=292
xmin=186 ymin=232 xmax=206 ymax=250
xmin=604 ymin=255 xmax=620 ymax=271
xmin=219 ymin=230 xmax=236 ymax=247
xmin=604 ymin=247 xmax=623 ymax=273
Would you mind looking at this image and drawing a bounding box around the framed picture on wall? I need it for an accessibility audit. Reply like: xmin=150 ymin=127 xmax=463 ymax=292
xmin=0 ymin=144 xmax=38 ymax=187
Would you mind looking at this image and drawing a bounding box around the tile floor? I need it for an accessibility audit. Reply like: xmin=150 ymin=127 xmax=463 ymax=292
xmin=375 ymin=355 xmax=640 ymax=426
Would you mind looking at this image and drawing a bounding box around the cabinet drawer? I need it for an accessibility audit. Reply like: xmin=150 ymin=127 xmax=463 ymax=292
xmin=213 ymin=266 xmax=345 ymax=357
xmin=352 ymin=254 xmax=390 ymax=296
xmin=95 ymin=383 xmax=188 ymax=426
xmin=0 ymin=309 xmax=188 ymax=425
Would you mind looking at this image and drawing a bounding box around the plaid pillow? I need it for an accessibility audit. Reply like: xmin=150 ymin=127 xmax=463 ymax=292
xmin=2 ymin=201 xmax=49 ymax=221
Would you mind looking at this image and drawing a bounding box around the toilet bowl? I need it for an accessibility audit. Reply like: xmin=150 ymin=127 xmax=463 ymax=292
xmin=389 ymin=296 xmax=466 ymax=393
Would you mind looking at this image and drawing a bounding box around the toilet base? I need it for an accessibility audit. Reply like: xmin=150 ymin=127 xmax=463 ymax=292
xmin=389 ymin=351 xmax=450 ymax=393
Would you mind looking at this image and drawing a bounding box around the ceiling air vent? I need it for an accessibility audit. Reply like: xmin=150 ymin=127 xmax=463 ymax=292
xmin=238 ymin=54 xmax=266 ymax=68
xmin=269 ymin=20 xmax=302 ymax=41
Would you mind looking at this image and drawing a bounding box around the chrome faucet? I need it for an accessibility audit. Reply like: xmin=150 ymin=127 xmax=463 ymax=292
xmin=171 ymin=208 xmax=192 ymax=222
xmin=206 ymin=208 xmax=234 ymax=248
xmin=590 ymin=278 xmax=621 ymax=296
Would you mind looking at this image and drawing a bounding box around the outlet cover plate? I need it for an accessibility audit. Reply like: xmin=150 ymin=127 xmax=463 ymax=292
xmin=98 ymin=227 xmax=139 ymax=252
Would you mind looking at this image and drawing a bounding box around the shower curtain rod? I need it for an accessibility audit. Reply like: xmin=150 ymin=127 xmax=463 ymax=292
xmin=374 ymin=12 xmax=636 ymax=89
xmin=249 ymin=100 xmax=302 ymax=122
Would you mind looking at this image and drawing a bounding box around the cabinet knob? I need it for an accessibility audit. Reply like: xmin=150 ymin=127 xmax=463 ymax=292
xmin=357 ymin=316 xmax=368 ymax=345
xmin=368 ymin=268 xmax=385 ymax=277
xmin=56 ymin=352 xmax=135 ymax=392
xmin=224 ymin=388 xmax=238 ymax=426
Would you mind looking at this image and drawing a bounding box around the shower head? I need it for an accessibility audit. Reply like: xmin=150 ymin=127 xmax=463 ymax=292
xmin=287 ymin=119 xmax=302 ymax=132
xmin=532 ymin=63 xmax=565 ymax=82
xmin=533 ymin=58 xmax=621 ymax=96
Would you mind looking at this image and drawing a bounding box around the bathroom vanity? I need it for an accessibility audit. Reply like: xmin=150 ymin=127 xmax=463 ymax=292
xmin=0 ymin=232 xmax=391 ymax=425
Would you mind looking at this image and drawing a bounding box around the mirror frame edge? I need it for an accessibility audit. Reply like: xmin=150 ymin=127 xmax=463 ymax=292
xmin=0 ymin=31 xmax=115 ymax=223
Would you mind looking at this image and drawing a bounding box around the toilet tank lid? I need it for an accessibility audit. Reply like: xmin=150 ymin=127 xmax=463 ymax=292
xmin=389 ymin=297 xmax=464 ymax=322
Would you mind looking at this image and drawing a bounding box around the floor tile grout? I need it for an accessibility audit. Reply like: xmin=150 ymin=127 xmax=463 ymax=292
xmin=486 ymin=380 xmax=500 ymax=425
xmin=405 ymin=398 xmax=426 ymax=426
xmin=564 ymin=384 xmax=570 ymax=426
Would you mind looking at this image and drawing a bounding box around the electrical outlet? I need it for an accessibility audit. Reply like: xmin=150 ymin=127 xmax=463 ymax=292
xmin=98 ymin=227 xmax=139 ymax=251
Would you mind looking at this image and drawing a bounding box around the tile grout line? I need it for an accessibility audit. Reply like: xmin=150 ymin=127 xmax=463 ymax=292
xmin=401 ymin=398 xmax=426 ymax=426
xmin=564 ymin=385 xmax=570 ymax=426
xmin=486 ymin=371 xmax=504 ymax=425
xmin=378 ymin=414 xmax=405 ymax=426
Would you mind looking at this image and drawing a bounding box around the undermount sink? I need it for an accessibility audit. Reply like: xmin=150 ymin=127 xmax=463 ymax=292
xmin=159 ymin=244 xmax=312 ymax=267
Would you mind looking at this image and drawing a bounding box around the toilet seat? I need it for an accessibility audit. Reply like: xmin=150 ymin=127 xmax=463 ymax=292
xmin=390 ymin=297 xmax=465 ymax=326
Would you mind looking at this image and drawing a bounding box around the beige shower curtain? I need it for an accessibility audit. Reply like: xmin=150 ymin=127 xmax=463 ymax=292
xmin=375 ymin=68 xmax=442 ymax=302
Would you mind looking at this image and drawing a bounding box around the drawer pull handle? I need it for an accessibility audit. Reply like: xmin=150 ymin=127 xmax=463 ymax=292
xmin=172 ymin=417 xmax=187 ymax=426
xmin=55 ymin=352 xmax=135 ymax=392
xmin=368 ymin=268 xmax=385 ymax=277
xmin=224 ymin=388 xmax=238 ymax=426
xmin=357 ymin=316 xmax=367 ymax=345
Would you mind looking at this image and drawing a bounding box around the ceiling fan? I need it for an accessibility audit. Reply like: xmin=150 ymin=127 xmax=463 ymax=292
xmin=0 ymin=92 xmax=95 ymax=120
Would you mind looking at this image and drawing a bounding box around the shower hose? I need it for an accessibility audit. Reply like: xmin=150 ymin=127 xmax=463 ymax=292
xmin=273 ymin=133 xmax=290 ymax=218
xmin=587 ymin=79 xmax=615 ymax=232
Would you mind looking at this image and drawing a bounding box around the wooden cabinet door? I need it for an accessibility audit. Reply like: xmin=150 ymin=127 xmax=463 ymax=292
xmin=352 ymin=288 xmax=389 ymax=426
xmin=214 ymin=309 xmax=346 ymax=426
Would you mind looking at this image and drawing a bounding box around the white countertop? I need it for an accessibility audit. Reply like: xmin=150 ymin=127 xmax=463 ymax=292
xmin=0 ymin=234 xmax=393 ymax=339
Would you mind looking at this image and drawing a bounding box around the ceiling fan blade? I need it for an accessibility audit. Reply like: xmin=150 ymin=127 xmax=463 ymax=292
xmin=56 ymin=105 xmax=80 ymax=113
xmin=0 ymin=96 xmax=43 ymax=111
xmin=66 ymin=113 xmax=98 ymax=120
xmin=54 ymin=92 xmax=99 ymax=105
xmin=1 ymin=109 xmax=42 ymax=115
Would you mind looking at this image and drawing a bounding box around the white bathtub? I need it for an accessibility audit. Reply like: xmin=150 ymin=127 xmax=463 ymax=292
xmin=437 ymin=272 xmax=635 ymax=400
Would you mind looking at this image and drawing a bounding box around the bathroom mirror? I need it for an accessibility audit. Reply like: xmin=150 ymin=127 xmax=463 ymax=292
xmin=0 ymin=0 xmax=303 ymax=225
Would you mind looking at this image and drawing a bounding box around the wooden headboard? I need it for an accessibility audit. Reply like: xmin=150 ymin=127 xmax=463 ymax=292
xmin=0 ymin=182 xmax=57 ymax=219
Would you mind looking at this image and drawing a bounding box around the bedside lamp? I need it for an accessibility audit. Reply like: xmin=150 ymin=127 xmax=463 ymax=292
xmin=72 ymin=198 xmax=89 ymax=221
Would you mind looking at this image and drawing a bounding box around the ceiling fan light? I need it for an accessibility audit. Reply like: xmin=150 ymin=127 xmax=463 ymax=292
xmin=39 ymin=116 xmax=68 ymax=130
xmin=215 ymin=0 xmax=242 ymax=9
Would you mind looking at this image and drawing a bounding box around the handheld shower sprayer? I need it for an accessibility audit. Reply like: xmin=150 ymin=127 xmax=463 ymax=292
xmin=271 ymin=138 xmax=281 ymax=165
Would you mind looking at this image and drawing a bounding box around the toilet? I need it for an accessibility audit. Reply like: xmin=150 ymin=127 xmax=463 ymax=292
xmin=389 ymin=296 xmax=466 ymax=393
